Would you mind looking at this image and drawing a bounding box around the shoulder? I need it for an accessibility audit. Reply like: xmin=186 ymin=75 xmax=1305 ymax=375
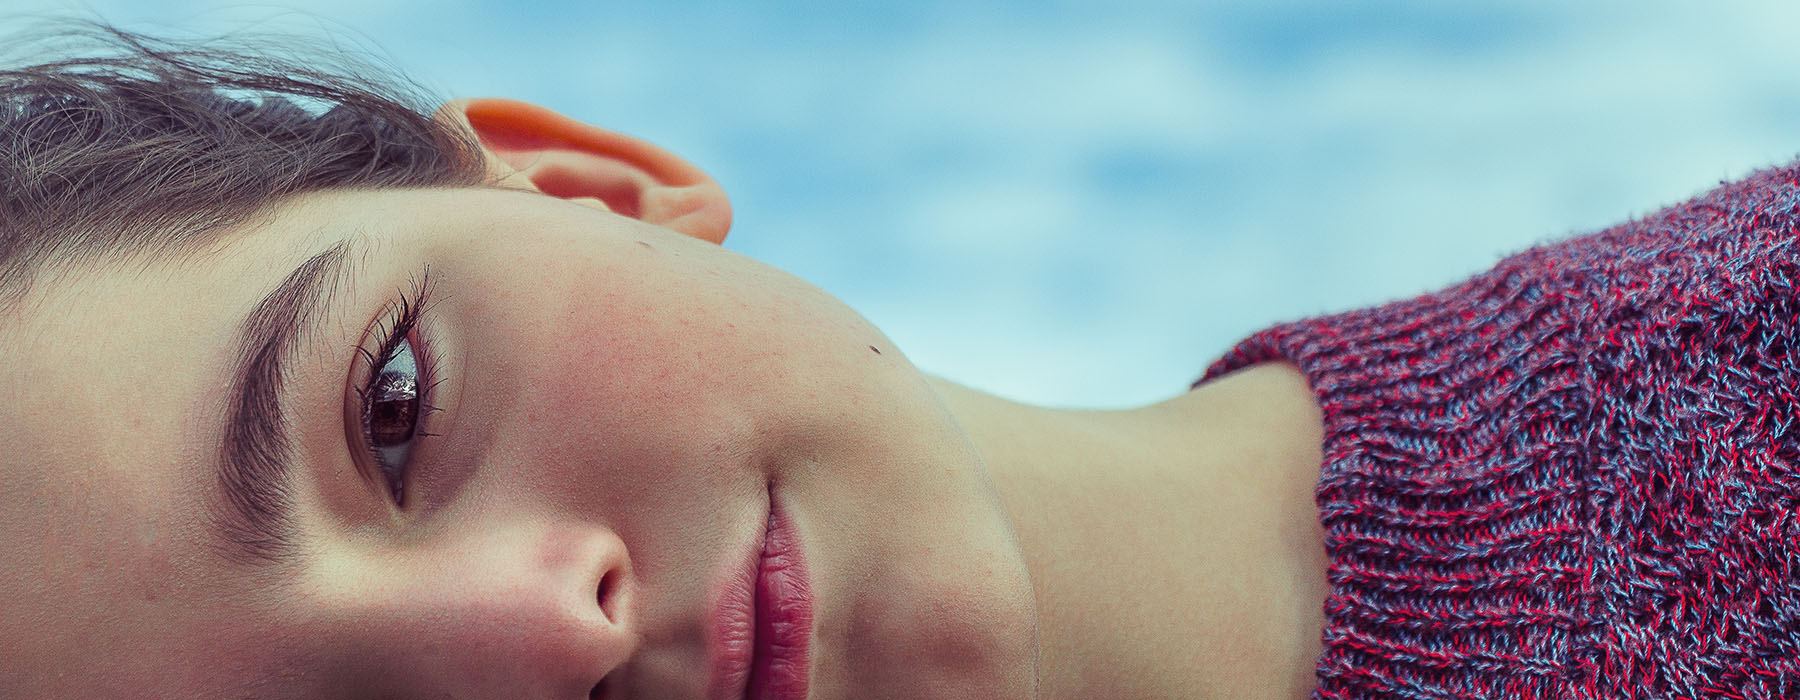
xmin=1552 ymin=159 xmax=1800 ymax=379
xmin=1531 ymin=159 xmax=1800 ymax=316
xmin=1566 ymin=161 xmax=1800 ymax=693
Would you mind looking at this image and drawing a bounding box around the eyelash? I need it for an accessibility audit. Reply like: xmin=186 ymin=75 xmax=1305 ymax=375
xmin=352 ymin=269 xmax=445 ymax=508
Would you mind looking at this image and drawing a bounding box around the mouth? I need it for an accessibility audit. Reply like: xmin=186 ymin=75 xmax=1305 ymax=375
xmin=709 ymin=486 xmax=813 ymax=700
xmin=749 ymin=488 xmax=813 ymax=699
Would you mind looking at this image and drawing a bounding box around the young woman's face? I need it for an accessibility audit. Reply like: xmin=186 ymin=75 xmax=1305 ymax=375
xmin=0 ymin=184 xmax=1039 ymax=698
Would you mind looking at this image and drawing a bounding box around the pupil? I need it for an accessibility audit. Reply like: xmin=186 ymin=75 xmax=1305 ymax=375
xmin=368 ymin=364 xmax=418 ymax=445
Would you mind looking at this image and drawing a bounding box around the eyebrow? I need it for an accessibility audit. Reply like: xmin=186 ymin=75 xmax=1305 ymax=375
xmin=207 ymin=239 xmax=357 ymax=568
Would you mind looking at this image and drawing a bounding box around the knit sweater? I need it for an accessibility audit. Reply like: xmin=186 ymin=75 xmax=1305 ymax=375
xmin=1192 ymin=162 xmax=1800 ymax=699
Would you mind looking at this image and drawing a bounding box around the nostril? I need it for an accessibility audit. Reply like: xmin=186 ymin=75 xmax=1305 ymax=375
xmin=597 ymin=568 xmax=617 ymax=620
xmin=589 ymin=678 xmax=606 ymax=700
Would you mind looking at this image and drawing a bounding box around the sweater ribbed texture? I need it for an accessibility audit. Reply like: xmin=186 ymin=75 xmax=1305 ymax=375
xmin=1194 ymin=162 xmax=1800 ymax=699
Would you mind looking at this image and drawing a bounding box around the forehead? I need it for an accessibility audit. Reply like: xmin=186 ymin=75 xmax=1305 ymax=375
xmin=0 ymin=190 xmax=373 ymax=501
xmin=1 ymin=257 xmax=236 ymax=560
xmin=0 ymin=211 xmax=321 ymax=532
xmin=0 ymin=210 xmax=338 ymax=694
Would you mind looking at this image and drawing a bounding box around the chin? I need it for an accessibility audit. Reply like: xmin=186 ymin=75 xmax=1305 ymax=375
xmin=765 ymin=373 xmax=1041 ymax=699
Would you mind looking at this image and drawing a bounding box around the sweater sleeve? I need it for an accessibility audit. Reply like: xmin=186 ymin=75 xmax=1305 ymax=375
xmin=1193 ymin=161 xmax=1800 ymax=699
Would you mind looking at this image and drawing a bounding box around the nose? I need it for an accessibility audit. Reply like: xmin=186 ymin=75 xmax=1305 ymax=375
xmin=377 ymin=521 xmax=639 ymax=699
xmin=533 ymin=525 xmax=638 ymax=696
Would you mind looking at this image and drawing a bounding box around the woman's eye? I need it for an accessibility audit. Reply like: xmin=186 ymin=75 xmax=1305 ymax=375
xmin=364 ymin=337 xmax=421 ymax=503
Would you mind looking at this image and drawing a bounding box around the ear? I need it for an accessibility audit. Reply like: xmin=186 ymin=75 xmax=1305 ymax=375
xmin=432 ymin=97 xmax=733 ymax=244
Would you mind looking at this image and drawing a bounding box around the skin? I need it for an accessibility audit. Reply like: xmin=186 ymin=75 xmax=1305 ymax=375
xmin=0 ymin=98 xmax=1327 ymax=699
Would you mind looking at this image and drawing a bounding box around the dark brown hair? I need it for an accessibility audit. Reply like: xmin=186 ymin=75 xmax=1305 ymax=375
xmin=0 ymin=15 xmax=495 ymax=309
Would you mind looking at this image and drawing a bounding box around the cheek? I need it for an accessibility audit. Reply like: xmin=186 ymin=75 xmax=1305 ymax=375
xmin=355 ymin=590 xmax=584 ymax=689
xmin=474 ymin=241 xmax=760 ymax=433
xmin=462 ymin=256 xmax=814 ymax=505
xmin=450 ymin=232 xmax=919 ymax=522
xmin=488 ymin=298 xmax=761 ymax=513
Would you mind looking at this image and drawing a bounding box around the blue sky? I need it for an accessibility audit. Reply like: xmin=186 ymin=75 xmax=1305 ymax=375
xmin=9 ymin=1 xmax=1800 ymax=408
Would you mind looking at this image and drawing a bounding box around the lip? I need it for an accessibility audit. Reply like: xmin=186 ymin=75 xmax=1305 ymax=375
xmin=749 ymin=489 xmax=813 ymax=700
xmin=708 ymin=486 xmax=813 ymax=700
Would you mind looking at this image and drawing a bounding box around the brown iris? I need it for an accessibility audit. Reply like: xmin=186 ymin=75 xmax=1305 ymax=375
xmin=366 ymin=343 xmax=419 ymax=448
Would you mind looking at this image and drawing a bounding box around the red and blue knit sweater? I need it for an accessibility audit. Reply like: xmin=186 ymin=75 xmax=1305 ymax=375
xmin=1194 ymin=161 xmax=1800 ymax=699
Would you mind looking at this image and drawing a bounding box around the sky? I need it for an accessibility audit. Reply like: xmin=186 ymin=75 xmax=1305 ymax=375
xmin=7 ymin=1 xmax=1800 ymax=409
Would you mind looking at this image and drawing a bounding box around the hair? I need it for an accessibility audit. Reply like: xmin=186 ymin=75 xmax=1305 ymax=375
xmin=0 ymin=14 xmax=497 ymax=310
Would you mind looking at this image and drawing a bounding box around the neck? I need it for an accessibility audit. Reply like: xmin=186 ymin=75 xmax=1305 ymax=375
xmin=926 ymin=363 xmax=1327 ymax=700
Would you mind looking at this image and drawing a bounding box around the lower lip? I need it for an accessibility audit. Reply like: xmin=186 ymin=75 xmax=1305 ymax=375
xmin=750 ymin=491 xmax=813 ymax=700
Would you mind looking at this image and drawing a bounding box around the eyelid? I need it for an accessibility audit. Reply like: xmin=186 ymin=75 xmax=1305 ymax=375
xmin=348 ymin=269 xmax=445 ymax=508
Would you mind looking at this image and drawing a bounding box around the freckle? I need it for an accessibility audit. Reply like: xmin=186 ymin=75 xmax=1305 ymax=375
xmin=637 ymin=241 xmax=653 ymax=250
xmin=869 ymin=345 xmax=881 ymax=355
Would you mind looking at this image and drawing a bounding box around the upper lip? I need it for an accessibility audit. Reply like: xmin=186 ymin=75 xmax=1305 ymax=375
xmin=707 ymin=488 xmax=769 ymax=700
xmin=744 ymin=488 xmax=812 ymax=700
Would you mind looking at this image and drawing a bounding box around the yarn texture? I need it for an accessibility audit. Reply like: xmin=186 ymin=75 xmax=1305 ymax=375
xmin=1193 ymin=161 xmax=1800 ymax=699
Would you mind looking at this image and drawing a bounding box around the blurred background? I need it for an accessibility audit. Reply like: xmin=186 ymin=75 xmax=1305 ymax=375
xmin=7 ymin=1 xmax=1800 ymax=409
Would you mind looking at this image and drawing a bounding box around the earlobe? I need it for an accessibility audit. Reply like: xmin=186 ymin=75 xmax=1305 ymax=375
xmin=432 ymin=98 xmax=733 ymax=244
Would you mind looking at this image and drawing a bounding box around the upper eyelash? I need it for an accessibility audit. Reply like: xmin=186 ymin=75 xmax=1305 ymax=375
xmin=357 ymin=270 xmax=432 ymax=380
xmin=353 ymin=268 xmax=446 ymax=504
